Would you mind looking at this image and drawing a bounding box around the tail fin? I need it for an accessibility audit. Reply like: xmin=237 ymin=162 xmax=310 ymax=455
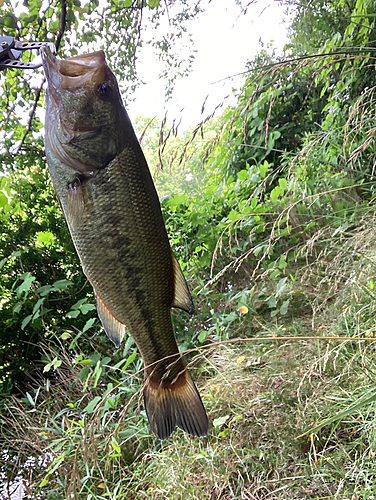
xmin=143 ymin=368 xmax=209 ymax=440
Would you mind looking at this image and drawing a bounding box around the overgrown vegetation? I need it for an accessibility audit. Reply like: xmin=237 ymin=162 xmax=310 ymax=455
xmin=2 ymin=0 xmax=376 ymax=498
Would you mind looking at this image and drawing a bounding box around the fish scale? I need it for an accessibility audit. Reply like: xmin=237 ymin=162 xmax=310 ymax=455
xmin=42 ymin=47 xmax=209 ymax=440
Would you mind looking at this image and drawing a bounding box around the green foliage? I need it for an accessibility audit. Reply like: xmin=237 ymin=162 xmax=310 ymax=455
xmin=0 ymin=152 xmax=104 ymax=391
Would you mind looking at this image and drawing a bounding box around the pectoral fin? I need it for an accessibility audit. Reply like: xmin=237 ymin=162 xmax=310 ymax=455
xmin=66 ymin=174 xmax=85 ymax=228
xmin=171 ymin=251 xmax=194 ymax=314
xmin=96 ymin=294 xmax=126 ymax=348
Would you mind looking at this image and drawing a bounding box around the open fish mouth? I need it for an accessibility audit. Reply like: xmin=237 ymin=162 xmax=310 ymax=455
xmin=41 ymin=47 xmax=119 ymax=138
xmin=41 ymin=47 xmax=112 ymax=92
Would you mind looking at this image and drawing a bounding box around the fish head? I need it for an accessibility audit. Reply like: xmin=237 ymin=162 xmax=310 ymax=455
xmin=42 ymin=47 xmax=128 ymax=172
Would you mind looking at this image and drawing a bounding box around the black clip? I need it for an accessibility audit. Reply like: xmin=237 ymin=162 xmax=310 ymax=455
xmin=0 ymin=36 xmax=56 ymax=70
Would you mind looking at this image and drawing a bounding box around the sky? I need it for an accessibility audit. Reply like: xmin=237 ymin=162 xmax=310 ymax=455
xmin=127 ymin=0 xmax=291 ymax=129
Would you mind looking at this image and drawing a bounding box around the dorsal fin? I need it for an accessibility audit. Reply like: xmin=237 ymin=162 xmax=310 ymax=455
xmin=96 ymin=294 xmax=126 ymax=348
xmin=171 ymin=251 xmax=194 ymax=314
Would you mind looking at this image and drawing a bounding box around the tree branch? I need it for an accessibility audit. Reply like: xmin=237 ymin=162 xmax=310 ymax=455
xmin=55 ymin=0 xmax=67 ymax=52
xmin=14 ymin=0 xmax=67 ymax=157
xmin=13 ymin=80 xmax=44 ymax=157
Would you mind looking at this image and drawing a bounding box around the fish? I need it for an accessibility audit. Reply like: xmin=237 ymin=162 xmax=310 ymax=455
xmin=41 ymin=47 xmax=209 ymax=440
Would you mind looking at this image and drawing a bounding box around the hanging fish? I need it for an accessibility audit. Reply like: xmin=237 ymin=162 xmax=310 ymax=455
xmin=41 ymin=47 xmax=209 ymax=440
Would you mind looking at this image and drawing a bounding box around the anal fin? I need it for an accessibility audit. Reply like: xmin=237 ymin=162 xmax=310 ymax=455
xmin=171 ymin=251 xmax=194 ymax=314
xmin=96 ymin=294 xmax=125 ymax=348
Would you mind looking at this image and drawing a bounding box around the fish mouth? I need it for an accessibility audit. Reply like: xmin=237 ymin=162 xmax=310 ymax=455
xmin=42 ymin=47 xmax=123 ymax=171
xmin=42 ymin=47 xmax=110 ymax=93
xmin=42 ymin=47 xmax=117 ymax=138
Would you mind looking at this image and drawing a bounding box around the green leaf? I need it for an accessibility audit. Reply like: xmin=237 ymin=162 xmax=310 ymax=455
xmin=67 ymin=310 xmax=80 ymax=318
xmin=254 ymin=245 xmax=267 ymax=257
xmin=52 ymin=358 xmax=62 ymax=369
xmin=0 ymin=192 xmax=8 ymax=208
xmin=83 ymin=317 xmax=96 ymax=332
xmin=119 ymin=429 xmax=138 ymax=439
xmin=275 ymin=277 xmax=288 ymax=298
xmin=270 ymin=186 xmax=280 ymax=201
xmin=168 ymin=194 xmax=186 ymax=207
xmin=278 ymin=255 xmax=287 ymax=269
xmin=205 ymin=184 xmax=219 ymax=195
xmin=16 ymin=273 xmax=35 ymax=297
xmin=280 ymin=299 xmax=290 ymax=315
xmin=43 ymin=362 xmax=52 ymax=373
xmin=213 ymin=415 xmax=229 ymax=428
xmin=111 ymin=439 xmax=121 ymax=452
xmin=43 ymin=357 xmax=62 ymax=372
xmin=36 ymin=285 xmax=53 ymax=296
xmin=40 ymin=475 xmax=50 ymax=488
xmin=198 ymin=330 xmax=207 ymax=343
xmin=121 ymin=335 xmax=135 ymax=358
xmin=78 ymin=359 xmax=92 ymax=366
xmin=72 ymin=298 xmax=88 ymax=310
xmin=78 ymin=366 xmax=90 ymax=382
xmin=270 ymin=270 xmax=281 ymax=280
xmin=267 ymin=297 xmax=277 ymax=308
xmin=93 ymin=360 xmax=102 ymax=388
xmin=80 ymin=303 xmax=96 ymax=314
xmin=36 ymin=231 xmax=54 ymax=247
xmin=52 ymin=279 xmax=73 ymax=291
xmin=32 ymin=298 xmax=45 ymax=315
xmin=148 ymin=0 xmax=160 ymax=7
xmin=21 ymin=315 xmax=33 ymax=330
xmin=278 ymin=178 xmax=288 ymax=192
xmin=1 ymin=14 xmax=17 ymax=28
xmin=13 ymin=304 xmax=22 ymax=314
xmin=227 ymin=209 xmax=239 ymax=222
xmin=90 ymin=353 xmax=101 ymax=365
xmin=237 ymin=170 xmax=248 ymax=181
xmin=259 ymin=161 xmax=268 ymax=178
xmin=122 ymin=351 xmax=137 ymax=370
xmin=84 ymin=396 xmax=102 ymax=413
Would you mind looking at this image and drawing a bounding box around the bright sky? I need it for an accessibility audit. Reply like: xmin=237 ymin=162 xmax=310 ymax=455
xmin=128 ymin=0 xmax=291 ymax=128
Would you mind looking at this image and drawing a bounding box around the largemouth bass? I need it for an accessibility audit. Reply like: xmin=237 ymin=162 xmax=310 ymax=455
xmin=41 ymin=47 xmax=208 ymax=440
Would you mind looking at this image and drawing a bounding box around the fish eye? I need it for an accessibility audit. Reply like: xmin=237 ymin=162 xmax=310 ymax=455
xmin=96 ymin=82 xmax=112 ymax=98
